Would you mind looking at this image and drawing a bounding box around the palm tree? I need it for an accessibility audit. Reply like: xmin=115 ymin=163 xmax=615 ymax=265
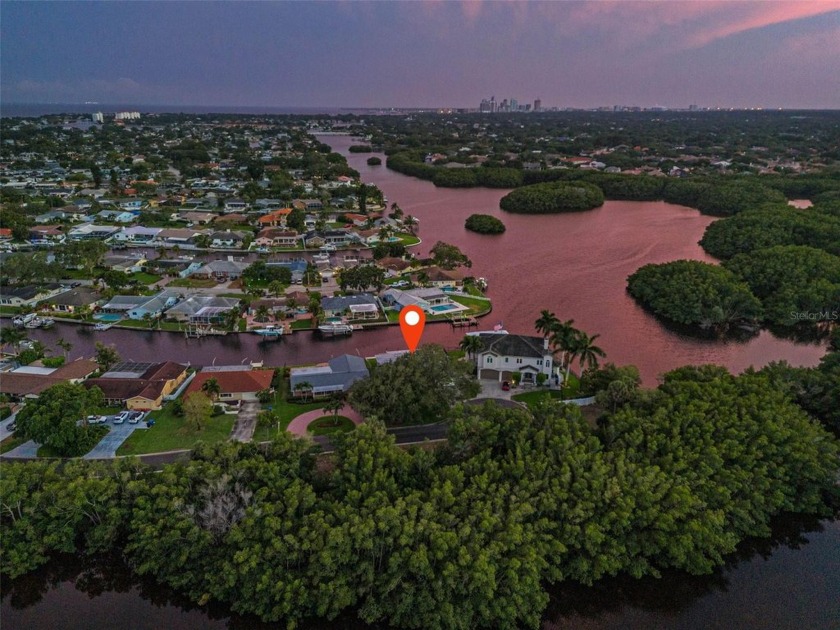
xmin=293 ymin=381 xmax=313 ymax=402
xmin=574 ymin=332 xmax=607 ymax=373
xmin=459 ymin=334 xmax=484 ymax=361
xmin=322 ymin=396 xmax=344 ymax=425
xmin=534 ymin=310 xmax=559 ymax=337
xmin=267 ymin=280 xmax=285 ymax=298
xmin=201 ymin=377 xmax=222 ymax=401
xmin=56 ymin=338 xmax=73 ymax=359
xmin=255 ymin=304 xmax=270 ymax=323
xmin=403 ymin=215 xmax=418 ymax=235
xmin=548 ymin=319 xmax=577 ymax=380
xmin=1 ymin=327 xmax=27 ymax=355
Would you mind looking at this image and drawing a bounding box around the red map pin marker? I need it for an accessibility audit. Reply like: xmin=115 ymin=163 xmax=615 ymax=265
xmin=399 ymin=305 xmax=426 ymax=352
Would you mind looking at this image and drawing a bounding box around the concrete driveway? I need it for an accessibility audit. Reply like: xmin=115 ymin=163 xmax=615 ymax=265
xmin=478 ymin=379 xmax=515 ymax=400
xmin=2 ymin=439 xmax=41 ymax=458
xmin=0 ymin=411 xmax=19 ymax=441
xmin=83 ymin=418 xmax=144 ymax=459
xmin=230 ymin=402 xmax=260 ymax=442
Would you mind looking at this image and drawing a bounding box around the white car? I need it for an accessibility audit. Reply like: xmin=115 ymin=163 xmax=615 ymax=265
xmin=113 ymin=412 xmax=129 ymax=424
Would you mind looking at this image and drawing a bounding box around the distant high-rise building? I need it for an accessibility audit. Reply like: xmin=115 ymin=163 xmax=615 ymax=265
xmin=490 ymin=96 xmax=496 ymax=113
xmin=510 ymin=99 xmax=519 ymax=112
xmin=92 ymin=112 xmax=104 ymax=123
xmin=533 ymin=99 xmax=542 ymax=112
xmin=115 ymin=111 xmax=141 ymax=120
xmin=479 ymin=98 xmax=492 ymax=113
xmin=525 ymin=104 xmax=531 ymax=112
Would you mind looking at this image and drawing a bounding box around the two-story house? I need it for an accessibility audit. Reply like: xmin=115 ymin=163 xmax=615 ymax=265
xmin=474 ymin=333 xmax=554 ymax=385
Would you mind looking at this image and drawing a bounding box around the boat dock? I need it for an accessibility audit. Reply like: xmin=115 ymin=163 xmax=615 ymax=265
xmin=185 ymin=325 xmax=228 ymax=338
xmin=450 ymin=316 xmax=478 ymax=328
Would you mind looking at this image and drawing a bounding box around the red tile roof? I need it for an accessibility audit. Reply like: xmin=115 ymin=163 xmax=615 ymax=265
xmin=185 ymin=370 xmax=274 ymax=396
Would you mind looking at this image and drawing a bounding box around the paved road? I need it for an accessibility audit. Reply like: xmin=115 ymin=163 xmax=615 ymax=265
xmin=83 ymin=420 xmax=144 ymax=459
xmin=230 ymin=402 xmax=260 ymax=442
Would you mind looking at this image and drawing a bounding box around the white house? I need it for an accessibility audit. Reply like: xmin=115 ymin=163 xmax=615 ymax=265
xmin=474 ymin=333 xmax=554 ymax=384
xmin=113 ymin=226 xmax=163 ymax=243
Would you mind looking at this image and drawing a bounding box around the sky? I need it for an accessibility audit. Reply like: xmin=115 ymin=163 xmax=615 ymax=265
xmin=2 ymin=1 xmax=839 ymax=109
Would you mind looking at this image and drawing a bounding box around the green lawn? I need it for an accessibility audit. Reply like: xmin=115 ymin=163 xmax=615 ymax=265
xmin=395 ymin=233 xmax=421 ymax=246
xmin=0 ymin=434 xmax=27 ymax=454
xmin=116 ymin=402 xmax=235 ymax=455
xmin=510 ymin=374 xmax=581 ymax=408
xmin=308 ymin=415 xmax=355 ymax=436
xmin=168 ymin=277 xmax=219 ymax=288
xmin=130 ymin=272 xmax=161 ymax=285
xmin=253 ymin=381 xmax=331 ymax=442
xmin=291 ymin=318 xmax=314 ymax=330
xmin=119 ymin=319 xmax=183 ymax=331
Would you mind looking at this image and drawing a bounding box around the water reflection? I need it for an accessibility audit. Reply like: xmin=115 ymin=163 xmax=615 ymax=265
xmin=3 ymin=515 xmax=837 ymax=630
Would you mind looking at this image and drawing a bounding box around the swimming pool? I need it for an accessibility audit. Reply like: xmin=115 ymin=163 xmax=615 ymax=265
xmin=430 ymin=304 xmax=459 ymax=313
xmin=94 ymin=313 xmax=123 ymax=322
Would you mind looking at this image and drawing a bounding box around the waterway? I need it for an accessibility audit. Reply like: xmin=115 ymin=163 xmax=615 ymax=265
xmin=20 ymin=135 xmax=826 ymax=383
xmin=2 ymin=515 xmax=837 ymax=629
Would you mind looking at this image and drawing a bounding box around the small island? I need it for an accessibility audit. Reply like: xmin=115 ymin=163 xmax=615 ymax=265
xmin=465 ymin=213 xmax=506 ymax=234
xmin=500 ymin=181 xmax=605 ymax=213
xmin=348 ymin=144 xmax=373 ymax=153
xmin=366 ymin=156 xmax=382 ymax=166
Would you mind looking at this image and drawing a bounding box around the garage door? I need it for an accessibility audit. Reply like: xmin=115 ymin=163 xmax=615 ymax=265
xmin=480 ymin=368 xmax=501 ymax=380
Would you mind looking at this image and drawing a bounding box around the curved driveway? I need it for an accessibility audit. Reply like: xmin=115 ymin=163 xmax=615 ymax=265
xmin=286 ymin=404 xmax=364 ymax=436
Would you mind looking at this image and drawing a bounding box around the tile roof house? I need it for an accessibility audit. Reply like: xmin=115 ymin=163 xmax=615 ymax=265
xmin=185 ymin=368 xmax=274 ymax=403
xmin=290 ymin=354 xmax=369 ymax=397
xmin=165 ymin=295 xmax=240 ymax=323
xmin=84 ymin=361 xmax=189 ymax=410
xmin=0 ymin=358 xmax=98 ymax=400
xmin=0 ymin=283 xmax=68 ymax=307
xmin=255 ymin=228 xmax=300 ymax=248
xmin=257 ymin=208 xmax=292 ymax=227
xmin=193 ymin=259 xmax=249 ymax=281
xmin=474 ymin=333 xmax=554 ymax=384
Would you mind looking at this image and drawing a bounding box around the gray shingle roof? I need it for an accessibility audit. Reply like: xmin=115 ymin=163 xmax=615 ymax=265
xmin=477 ymin=334 xmax=548 ymax=359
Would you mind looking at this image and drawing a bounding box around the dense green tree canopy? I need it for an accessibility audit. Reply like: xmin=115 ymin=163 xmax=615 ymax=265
xmin=500 ymin=181 xmax=605 ymax=214
xmin=627 ymin=260 xmax=763 ymax=328
xmin=723 ymin=245 xmax=840 ymax=326
xmin=348 ymin=345 xmax=480 ymax=425
xmin=465 ymin=213 xmax=506 ymax=234
xmin=15 ymin=382 xmax=105 ymax=456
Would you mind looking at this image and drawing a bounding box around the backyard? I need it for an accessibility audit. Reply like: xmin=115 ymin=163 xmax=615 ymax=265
xmin=252 ymin=379 xmax=330 ymax=442
xmin=116 ymin=401 xmax=235 ymax=455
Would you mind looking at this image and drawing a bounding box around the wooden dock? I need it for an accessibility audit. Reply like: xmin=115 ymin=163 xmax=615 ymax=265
xmin=450 ymin=317 xmax=478 ymax=328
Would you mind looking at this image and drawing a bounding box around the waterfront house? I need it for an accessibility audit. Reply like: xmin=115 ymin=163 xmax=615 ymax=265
xmin=223 ymin=197 xmax=248 ymax=213
xmin=381 ymin=287 xmax=452 ymax=313
xmin=192 ymin=259 xmax=248 ymax=282
xmin=165 ymin=295 xmax=239 ymax=324
xmin=208 ymin=231 xmax=247 ymax=249
xmin=28 ymin=225 xmax=65 ymax=245
xmin=415 ymin=266 xmax=464 ymax=288
xmin=67 ymin=224 xmax=121 ymax=240
xmin=0 ymin=359 xmax=98 ymax=401
xmin=321 ymin=293 xmax=380 ymax=319
xmin=0 ymin=283 xmax=68 ymax=307
xmin=254 ymin=228 xmax=300 ymax=248
xmin=290 ymin=355 xmax=369 ymax=398
xmin=157 ymin=228 xmax=206 ymax=246
xmin=47 ymin=287 xmax=103 ymax=313
xmin=178 ymin=211 xmax=216 ymax=225
xmin=85 ymin=361 xmax=189 ymax=410
xmin=473 ymin=333 xmax=554 ymax=384
xmin=185 ymin=367 xmax=274 ymax=403
xmin=126 ymin=291 xmax=180 ymax=320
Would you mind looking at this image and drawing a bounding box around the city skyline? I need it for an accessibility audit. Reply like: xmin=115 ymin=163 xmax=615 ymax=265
xmin=2 ymin=1 xmax=840 ymax=109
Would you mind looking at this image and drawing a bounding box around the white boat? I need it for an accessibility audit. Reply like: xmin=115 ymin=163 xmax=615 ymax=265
xmin=253 ymin=325 xmax=282 ymax=337
xmin=318 ymin=322 xmax=353 ymax=337
xmin=24 ymin=317 xmax=44 ymax=329
xmin=312 ymin=252 xmax=331 ymax=264
xmin=93 ymin=322 xmax=112 ymax=331
xmin=40 ymin=318 xmax=55 ymax=329
xmin=12 ymin=314 xmax=36 ymax=327
xmin=320 ymin=244 xmax=337 ymax=252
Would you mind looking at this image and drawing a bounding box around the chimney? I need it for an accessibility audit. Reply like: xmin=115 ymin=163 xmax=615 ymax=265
xmin=543 ymin=337 xmax=549 ymax=351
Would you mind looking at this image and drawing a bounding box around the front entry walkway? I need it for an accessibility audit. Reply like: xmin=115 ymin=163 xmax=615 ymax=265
xmin=287 ymin=404 xmax=364 ymax=436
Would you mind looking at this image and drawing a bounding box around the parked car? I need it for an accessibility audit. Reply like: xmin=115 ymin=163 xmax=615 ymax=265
xmin=71 ymin=281 xmax=82 ymax=288
xmin=501 ymin=381 xmax=511 ymax=391
xmin=113 ymin=412 xmax=129 ymax=424
xmin=86 ymin=414 xmax=105 ymax=424
xmin=7 ymin=422 xmax=16 ymax=432
xmin=128 ymin=411 xmax=144 ymax=424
